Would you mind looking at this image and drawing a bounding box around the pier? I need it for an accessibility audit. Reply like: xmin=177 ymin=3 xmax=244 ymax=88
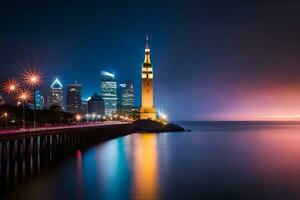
xmin=0 ymin=122 xmax=135 ymax=190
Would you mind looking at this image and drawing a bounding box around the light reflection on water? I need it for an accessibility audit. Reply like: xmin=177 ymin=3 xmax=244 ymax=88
xmin=5 ymin=122 xmax=300 ymax=199
xmin=132 ymin=134 xmax=158 ymax=200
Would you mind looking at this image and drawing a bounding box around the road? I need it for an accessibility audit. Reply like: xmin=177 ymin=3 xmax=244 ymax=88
xmin=0 ymin=121 xmax=129 ymax=135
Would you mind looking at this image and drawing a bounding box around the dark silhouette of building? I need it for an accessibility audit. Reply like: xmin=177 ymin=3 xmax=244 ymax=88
xmin=0 ymin=94 xmax=4 ymax=106
xmin=88 ymin=93 xmax=105 ymax=115
xmin=66 ymin=81 xmax=82 ymax=113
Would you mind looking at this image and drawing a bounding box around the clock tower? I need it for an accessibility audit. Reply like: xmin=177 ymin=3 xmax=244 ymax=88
xmin=140 ymin=35 xmax=156 ymax=120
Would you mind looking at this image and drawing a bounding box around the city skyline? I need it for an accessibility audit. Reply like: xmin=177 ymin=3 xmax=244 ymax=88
xmin=1 ymin=1 xmax=300 ymax=199
xmin=1 ymin=1 xmax=300 ymax=121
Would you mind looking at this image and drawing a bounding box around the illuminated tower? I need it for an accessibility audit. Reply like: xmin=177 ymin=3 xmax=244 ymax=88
xmin=140 ymin=35 xmax=156 ymax=120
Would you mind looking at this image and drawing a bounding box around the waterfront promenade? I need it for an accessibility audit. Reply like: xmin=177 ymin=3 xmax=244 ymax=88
xmin=0 ymin=121 xmax=131 ymax=141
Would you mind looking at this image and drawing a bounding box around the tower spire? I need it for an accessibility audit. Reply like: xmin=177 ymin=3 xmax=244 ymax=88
xmin=145 ymin=34 xmax=150 ymax=50
xmin=144 ymin=34 xmax=151 ymax=64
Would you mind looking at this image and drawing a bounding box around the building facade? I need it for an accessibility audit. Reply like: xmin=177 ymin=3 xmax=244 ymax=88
xmin=81 ymin=100 xmax=88 ymax=115
xmin=140 ymin=35 xmax=156 ymax=120
xmin=117 ymin=81 xmax=135 ymax=110
xmin=88 ymin=93 xmax=105 ymax=115
xmin=100 ymin=71 xmax=117 ymax=115
xmin=47 ymin=78 xmax=64 ymax=110
xmin=35 ymin=90 xmax=44 ymax=109
xmin=66 ymin=82 xmax=82 ymax=113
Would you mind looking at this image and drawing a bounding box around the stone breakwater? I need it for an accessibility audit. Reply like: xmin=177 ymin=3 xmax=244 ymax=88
xmin=133 ymin=119 xmax=186 ymax=133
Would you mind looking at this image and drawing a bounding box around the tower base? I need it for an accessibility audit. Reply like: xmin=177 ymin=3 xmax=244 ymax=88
xmin=140 ymin=112 xmax=157 ymax=120
xmin=140 ymin=107 xmax=156 ymax=120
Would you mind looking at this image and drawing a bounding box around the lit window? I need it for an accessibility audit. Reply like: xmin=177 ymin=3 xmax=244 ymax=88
xmin=142 ymin=73 xmax=147 ymax=78
xmin=142 ymin=67 xmax=148 ymax=72
xmin=148 ymin=74 xmax=153 ymax=79
xmin=148 ymin=68 xmax=152 ymax=72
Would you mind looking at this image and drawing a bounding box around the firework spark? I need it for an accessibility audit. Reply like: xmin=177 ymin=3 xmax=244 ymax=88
xmin=17 ymin=89 xmax=32 ymax=103
xmin=23 ymin=69 xmax=43 ymax=87
xmin=3 ymin=79 xmax=20 ymax=94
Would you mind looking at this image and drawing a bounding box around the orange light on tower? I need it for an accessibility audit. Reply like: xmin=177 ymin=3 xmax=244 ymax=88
xmin=23 ymin=69 xmax=43 ymax=87
xmin=3 ymin=79 xmax=20 ymax=94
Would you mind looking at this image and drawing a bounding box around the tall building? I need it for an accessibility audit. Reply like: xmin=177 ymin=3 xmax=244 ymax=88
xmin=100 ymin=71 xmax=117 ymax=115
xmin=35 ymin=90 xmax=44 ymax=109
xmin=140 ymin=35 xmax=156 ymax=120
xmin=88 ymin=93 xmax=105 ymax=115
xmin=47 ymin=78 xmax=64 ymax=110
xmin=81 ymin=99 xmax=88 ymax=115
xmin=117 ymin=81 xmax=135 ymax=110
xmin=66 ymin=81 xmax=82 ymax=113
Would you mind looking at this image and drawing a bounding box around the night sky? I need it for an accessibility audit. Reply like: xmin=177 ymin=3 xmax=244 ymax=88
xmin=1 ymin=0 xmax=300 ymax=121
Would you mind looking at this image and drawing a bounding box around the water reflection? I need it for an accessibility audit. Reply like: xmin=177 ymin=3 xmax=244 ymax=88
xmin=76 ymin=150 xmax=83 ymax=200
xmin=94 ymin=138 xmax=131 ymax=199
xmin=131 ymin=134 xmax=158 ymax=200
xmin=5 ymin=123 xmax=300 ymax=199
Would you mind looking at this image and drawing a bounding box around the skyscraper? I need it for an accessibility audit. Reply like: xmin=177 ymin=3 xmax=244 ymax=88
xmin=66 ymin=81 xmax=82 ymax=113
xmin=140 ymin=35 xmax=156 ymax=120
xmin=88 ymin=92 xmax=105 ymax=115
xmin=35 ymin=90 xmax=44 ymax=109
xmin=47 ymin=78 xmax=64 ymax=110
xmin=100 ymin=71 xmax=117 ymax=115
xmin=117 ymin=81 xmax=135 ymax=110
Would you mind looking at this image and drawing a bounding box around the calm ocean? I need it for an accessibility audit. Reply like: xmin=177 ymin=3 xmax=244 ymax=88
xmin=3 ymin=121 xmax=300 ymax=200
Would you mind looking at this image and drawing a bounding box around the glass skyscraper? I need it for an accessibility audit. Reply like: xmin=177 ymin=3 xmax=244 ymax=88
xmin=100 ymin=71 xmax=117 ymax=115
xmin=35 ymin=90 xmax=44 ymax=109
xmin=117 ymin=81 xmax=135 ymax=110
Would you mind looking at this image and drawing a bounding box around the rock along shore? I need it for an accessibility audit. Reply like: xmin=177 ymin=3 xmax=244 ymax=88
xmin=133 ymin=119 xmax=187 ymax=133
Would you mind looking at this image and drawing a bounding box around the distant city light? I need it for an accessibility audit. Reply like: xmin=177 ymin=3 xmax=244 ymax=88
xmin=158 ymin=109 xmax=168 ymax=121
xmin=51 ymin=78 xmax=63 ymax=89
xmin=101 ymin=71 xmax=115 ymax=78
xmin=76 ymin=114 xmax=81 ymax=121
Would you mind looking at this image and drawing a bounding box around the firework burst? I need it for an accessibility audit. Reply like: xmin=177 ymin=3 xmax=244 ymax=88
xmin=17 ymin=89 xmax=32 ymax=103
xmin=23 ymin=69 xmax=43 ymax=87
xmin=3 ymin=79 xmax=20 ymax=94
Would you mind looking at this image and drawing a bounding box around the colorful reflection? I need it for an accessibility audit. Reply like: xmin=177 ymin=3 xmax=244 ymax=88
xmin=76 ymin=150 xmax=84 ymax=199
xmin=132 ymin=133 xmax=158 ymax=200
xmin=94 ymin=138 xmax=131 ymax=200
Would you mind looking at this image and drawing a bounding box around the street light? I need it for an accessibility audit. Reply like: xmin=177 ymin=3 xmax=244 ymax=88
xmin=23 ymin=69 xmax=43 ymax=129
xmin=17 ymin=89 xmax=32 ymax=130
xmin=76 ymin=114 xmax=81 ymax=125
xmin=3 ymin=112 xmax=8 ymax=130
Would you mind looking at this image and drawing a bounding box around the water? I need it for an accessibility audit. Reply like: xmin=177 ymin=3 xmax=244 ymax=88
xmin=3 ymin=121 xmax=300 ymax=200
